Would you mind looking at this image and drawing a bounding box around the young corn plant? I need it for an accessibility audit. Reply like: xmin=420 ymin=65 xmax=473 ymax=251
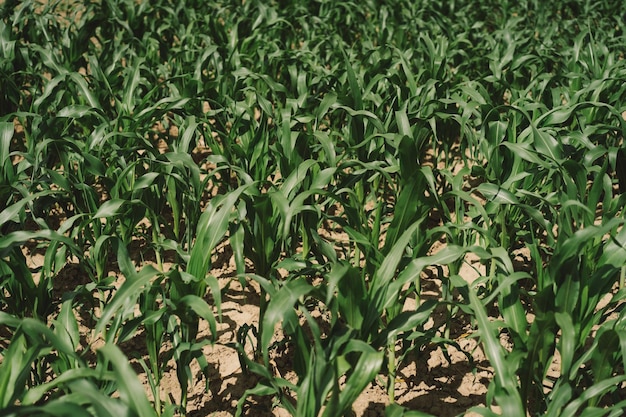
xmin=166 ymin=183 xmax=250 ymax=411
xmin=235 ymin=220 xmax=448 ymax=416
xmin=231 ymin=158 xmax=334 ymax=359
xmin=0 ymin=307 xmax=158 ymax=417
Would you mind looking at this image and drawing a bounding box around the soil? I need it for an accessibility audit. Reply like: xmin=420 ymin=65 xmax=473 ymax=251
xmin=6 ymin=100 xmax=504 ymax=417
xmin=139 ymin=267 xmax=494 ymax=417
xmin=22 ymin=230 xmax=498 ymax=417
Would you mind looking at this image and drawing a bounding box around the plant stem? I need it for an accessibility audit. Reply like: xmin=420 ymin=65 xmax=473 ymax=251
xmin=257 ymin=286 xmax=268 ymax=360
xmin=387 ymin=336 xmax=396 ymax=404
xmin=152 ymin=222 xmax=163 ymax=272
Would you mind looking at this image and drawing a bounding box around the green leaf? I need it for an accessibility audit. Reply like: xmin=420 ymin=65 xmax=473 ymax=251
xmin=325 ymin=342 xmax=383 ymax=417
xmin=395 ymin=109 xmax=411 ymax=137
xmin=0 ymin=229 xmax=76 ymax=256
xmin=0 ymin=333 xmax=31 ymax=408
xmin=497 ymin=276 xmax=528 ymax=343
xmin=374 ymin=299 xmax=438 ymax=347
xmin=188 ymin=184 xmax=250 ymax=283
xmin=383 ymin=177 xmax=426 ymax=253
xmin=93 ymin=199 xmax=126 ymax=218
xmin=371 ymin=221 xmax=422 ymax=297
xmin=555 ymin=275 xmax=580 ymax=315
xmin=98 ymin=344 xmax=157 ymax=417
xmin=600 ymin=226 xmax=626 ymax=268
xmin=68 ymin=72 xmax=101 ymax=109
xmin=387 ymin=244 xmax=468 ymax=307
xmin=560 ymin=376 xmax=626 ymax=417
xmin=95 ymin=245 xmax=158 ymax=339
xmin=22 ymin=368 xmax=98 ymax=405
xmin=54 ymin=296 xmax=80 ymax=351
xmin=176 ymin=295 xmax=217 ymax=342
xmin=0 ymin=317 xmax=79 ymax=408
xmin=385 ymin=403 xmax=437 ymax=417
xmin=316 ymin=92 xmax=338 ymax=121
xmin=0 ymin=121 xmax=12 ymax=171
xmin=57 ymin=104 xmax=95 ymax=118
xmin=590 ymin=327 xmax=621 ymax=387
xmin=554 ymin=312 xmax=576 ymax=379
xmin=121 ymin=58 xmax=144 ymax=114
xmin=281 ymin=159 xmax=317 ymax=200
xmin=327 ymin=261 xmax=366 ymax=330
xmin=261 ymin=278 xmax=312 ymax=363
xmin=476 ymin=183 xmax=519 ymax=204
xmin=469 ymin=288 xmax=524 ymax=416
xmin=133 ymin=172 xmax=160 ymax=191
xmin=530 ymin=125 xmax=563 ymax=162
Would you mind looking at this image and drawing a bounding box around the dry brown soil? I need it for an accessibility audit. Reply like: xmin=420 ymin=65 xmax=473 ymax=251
xmin=22 ymin=234 xmax=499 ymax=417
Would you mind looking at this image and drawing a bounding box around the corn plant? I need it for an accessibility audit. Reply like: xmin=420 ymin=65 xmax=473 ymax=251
xmin=0 ymin=310 xmax=158 ymax=417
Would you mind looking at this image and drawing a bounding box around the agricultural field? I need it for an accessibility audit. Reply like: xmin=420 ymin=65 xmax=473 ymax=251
xmin=2 ymin=0 xmax=626 ymax=416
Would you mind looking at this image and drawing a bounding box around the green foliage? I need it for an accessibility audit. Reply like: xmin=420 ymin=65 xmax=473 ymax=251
xmin=2 ymin=0 xmax=626 ymax=416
